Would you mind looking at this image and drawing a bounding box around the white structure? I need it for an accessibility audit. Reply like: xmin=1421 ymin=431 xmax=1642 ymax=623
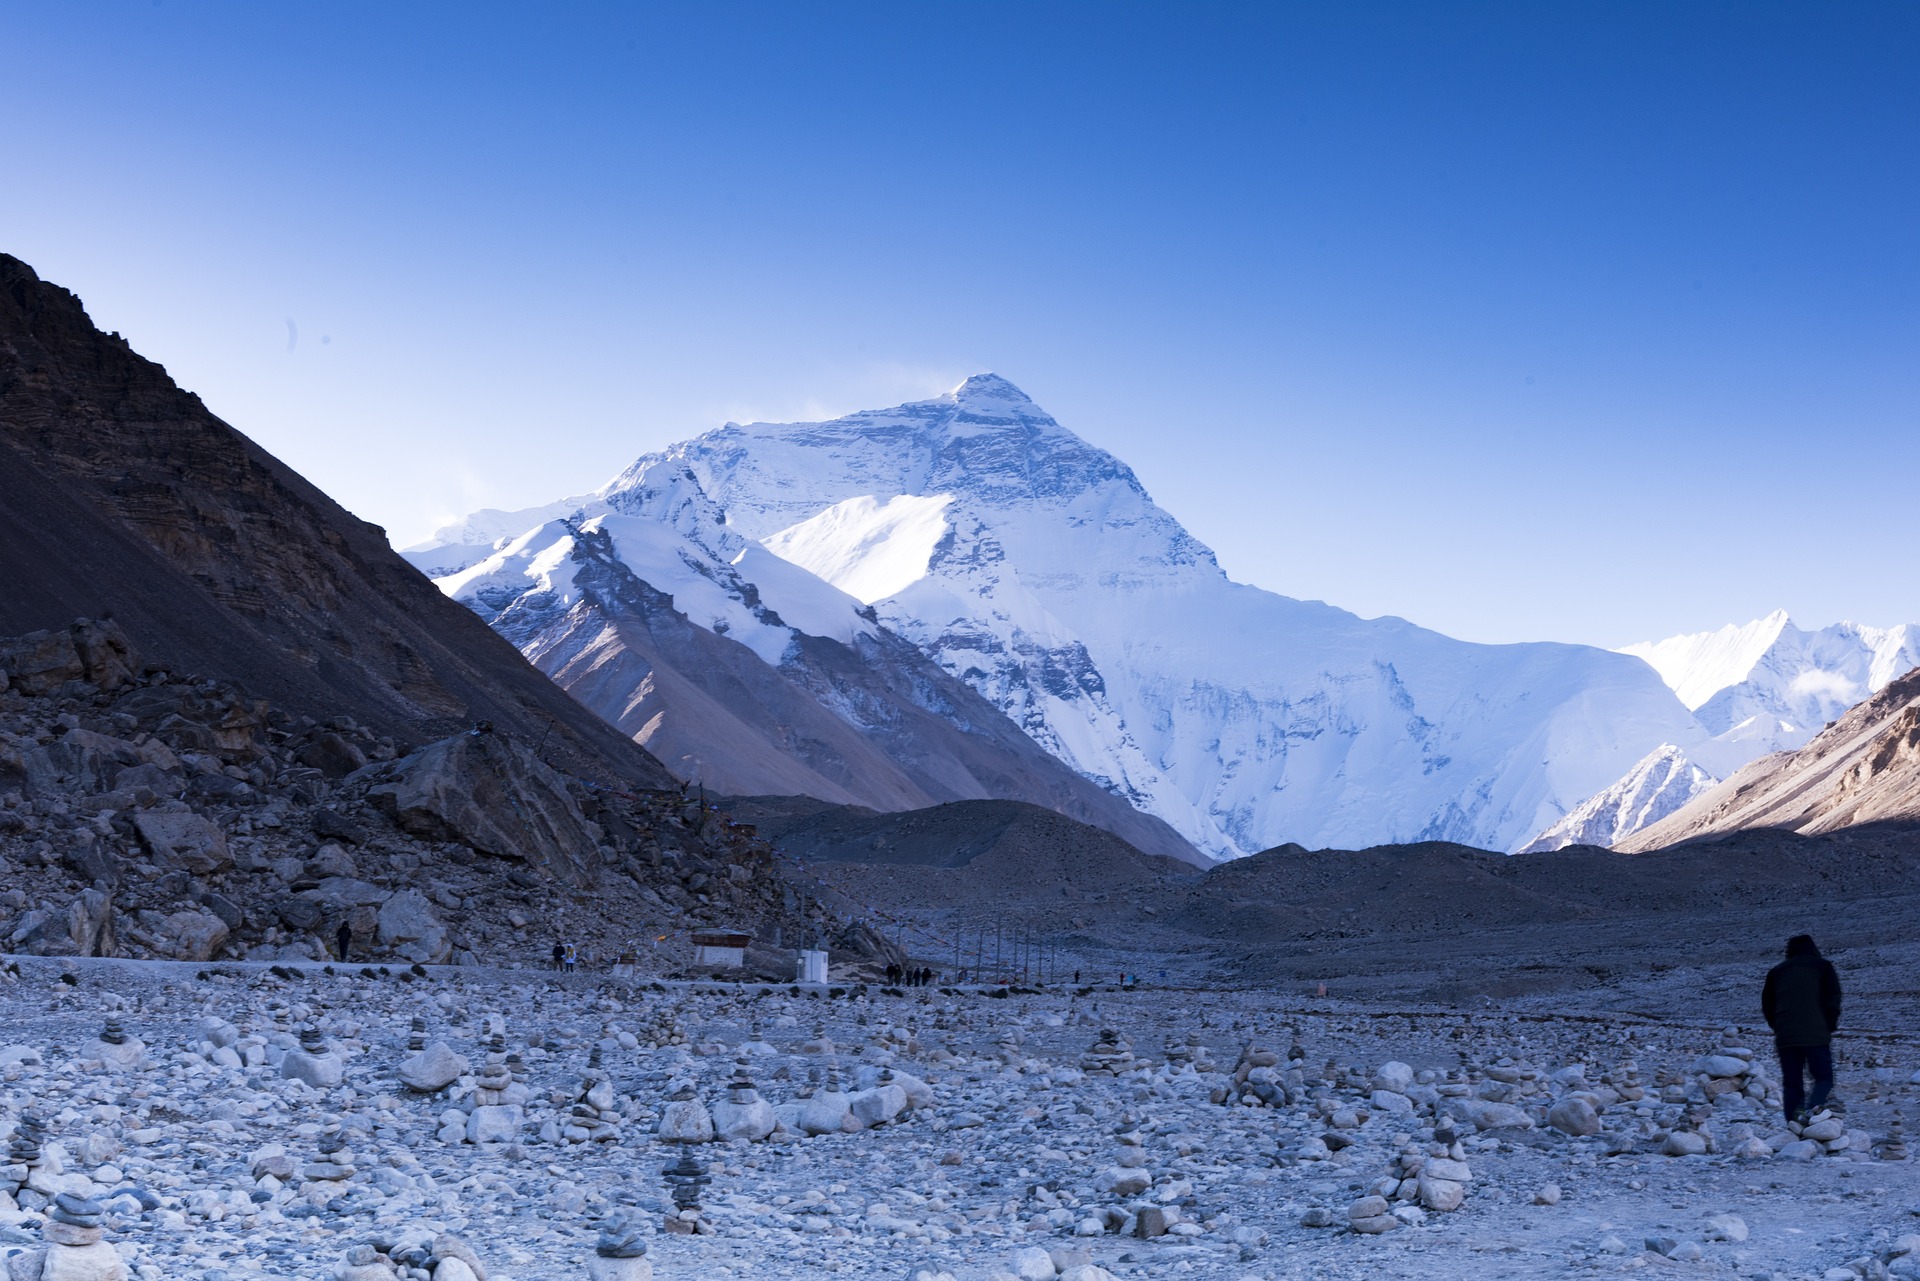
xmin=692 ymin=930 xmax=750 ymax=969
xmin=796 ymin=949 xmax=828 ymax=984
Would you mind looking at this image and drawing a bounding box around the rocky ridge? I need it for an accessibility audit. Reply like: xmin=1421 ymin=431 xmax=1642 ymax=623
xmin=0 ymin=619 xmax=854 ymax=972
xmin=1621 ymin=666 xmax=1920 ymax=852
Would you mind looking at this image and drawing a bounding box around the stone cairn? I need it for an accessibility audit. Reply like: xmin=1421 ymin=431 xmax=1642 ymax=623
xmin=661 ymin=1148 xmax=711 ymax=1235
xmin=27 ymin=1192 xmax=126 ymax=1281
xmin=505 ymin=1051 xmax=529 ymax=1084
xmin=8 ymin=1111 xmax=46 ymax=1180
xmin=799 ymin=1023 xmax=835 ymax=1055
xmin=1878 ymin=1114 xmax=1908 ymax=1162
xmin=1081 ymin=1029 xmax=1137 ymax=1077
xmin=407 ymin=1017 xmax=428 ymax=1053
xmin=712 ymin=1059 xmax=777 ymax=1141
xmin=589 ymin=1210 xmax=653 ymax=1281
xmin=566 ymin=1072 xmax=623 ymax=1143
xmin=473 ymin=1058 xmax=513 ymax=1105
xmin=302 ymin=1123 xmax=357 ymax=1190
xmin=656 ymin=1082 xmax=715 ymax=1144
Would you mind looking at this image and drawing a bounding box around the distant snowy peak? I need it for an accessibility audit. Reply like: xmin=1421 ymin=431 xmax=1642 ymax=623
xmin=1619 ymin=611 xmax=1793 ymax=711
xmin=1619 ymin=612 xmax=1920 ymax=738
xmin=402 ymin=492 xmax=607 ymax=579
xmin=1518 ymin=744 xmax=1718 ymax=852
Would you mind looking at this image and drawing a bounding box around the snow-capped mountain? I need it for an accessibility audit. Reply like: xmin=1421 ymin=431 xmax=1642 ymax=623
xmin=414 ymin=456 xmax=1207 ymax=866
xmin=1618 ymin=611 xmax=1920 ymax=753
xmin=1516 ymin=744 xmax=1718 ymax=853
xmin=1518 ymin=612 xmax=1920 ymax=851
xmin=444 ymin=373 xmax=1704 ymax=859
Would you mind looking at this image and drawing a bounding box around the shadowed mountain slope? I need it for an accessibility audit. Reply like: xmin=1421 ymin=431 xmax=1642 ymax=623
xmin=0 ymin=253 xmax=672 ymax=788
xmin=1620 ymin=665 xmax=1920 ymax=851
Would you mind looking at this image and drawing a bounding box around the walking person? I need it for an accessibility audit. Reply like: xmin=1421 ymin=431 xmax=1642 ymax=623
xmin=1762 ymin=934 xmax=1843 ymax=1123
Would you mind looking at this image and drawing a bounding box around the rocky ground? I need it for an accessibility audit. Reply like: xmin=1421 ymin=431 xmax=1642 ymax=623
xmin=3 ymin=956 xmax=1919 ymax=1281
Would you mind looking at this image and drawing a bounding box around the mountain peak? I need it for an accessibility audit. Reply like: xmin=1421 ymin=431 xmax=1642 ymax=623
xmin=946 ymin=373 xmax=1043 ymax=416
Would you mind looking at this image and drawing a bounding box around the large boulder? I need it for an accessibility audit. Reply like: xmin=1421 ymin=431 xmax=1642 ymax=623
xmin=0 ymin=628 xmax=85 ymax=695
xmin=0 ymin=618 xmax=138 ymax=695
xmin=364 ymin=731 xmax=600 ymax=885
xmin=6 ymin=890 xmax=116 ymax=957
xmin=133 ymin=810 xmax=230 ymax=874
xmin=376 ymin=889 xmax=451 ymax=964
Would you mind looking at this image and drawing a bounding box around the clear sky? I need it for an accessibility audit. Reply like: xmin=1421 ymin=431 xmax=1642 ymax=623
xmin=2 ymin=2 xmax=1914 ymax=647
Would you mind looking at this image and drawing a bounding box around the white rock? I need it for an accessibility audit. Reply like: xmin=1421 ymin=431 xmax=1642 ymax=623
xmin=1009 ymin=1246 xmax=1057 ymax=1280
xmin=398 ymin=1042 xmax=469 ymax=1092
xmin=1704 ymin=1213 xmax=1748 ymax=1242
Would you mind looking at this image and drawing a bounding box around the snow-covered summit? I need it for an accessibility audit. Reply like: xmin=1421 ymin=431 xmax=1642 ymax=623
xmin=1619 ymin=612 xmax=1920 ymax=747
xmin=594 ymin=375 xmax=1702 ymax=858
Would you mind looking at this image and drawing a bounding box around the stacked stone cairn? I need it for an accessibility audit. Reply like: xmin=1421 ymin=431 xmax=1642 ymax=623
xmin=89 ymin=1015 xmax=146 ymax=1072
xmin=301 ymin=1123 xmax=358 ymax=1198
xmin=1080 ymin=1029 xmax=1137 ymax=1078
xmin=457 ymin=1056 xmax=525 ymax=1144
xmin=282 ymin=1025 xmax=346 ymax=1088
xmin=407 ymin=1016 xmax=427 ymax=1053
xmin=710 ymin=1060 xmax=777 ymax=1142
xmin=12 ymin=1192 xmax=127 ymax=1281
xmin=1878 ymin=1115 xmax=1909 ymax=1162
xmin=655 ymin=1082 xmax=715 ymax=1144
xmin=6 ymin=1113 xmax=47 ymax=1197
xmin=797 ymin=1066 xmax=854 ymax=1137
xmin=588 ymin=1211 xmax=652 ymax=1281
xmin=562 ymin=1071 xmax=624 ymax=1143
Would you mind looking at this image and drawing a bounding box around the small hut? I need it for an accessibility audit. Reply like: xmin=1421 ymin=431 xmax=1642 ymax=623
xmin=690 ymin=929 xmax=751 ymax=969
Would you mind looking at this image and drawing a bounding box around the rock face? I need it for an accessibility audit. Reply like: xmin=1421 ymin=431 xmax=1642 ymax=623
xmin=0 ymin=251 xmax=673 ymax=791
xmin=1622 ymin=666 xmax=1920 ymax=850
xmin=364 ymin=731 xmax=601 ymax=887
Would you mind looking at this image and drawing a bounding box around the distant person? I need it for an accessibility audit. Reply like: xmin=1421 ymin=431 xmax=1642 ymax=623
xmin=1763 ymin=934 xmax=1843 ymax=1123
xmin=335 ymin=921 xmax=352 ymax=962
xmin=552 ymin=942 xmax=565 ymax=972
xmin=562 ymin=942 xmax=578 ymax=974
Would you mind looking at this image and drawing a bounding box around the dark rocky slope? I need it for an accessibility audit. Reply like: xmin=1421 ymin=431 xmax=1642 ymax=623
xmin=0 ymin=253 xmax=672 ymax=791
xmin=0 ymin=619 xmax=855 ymax=968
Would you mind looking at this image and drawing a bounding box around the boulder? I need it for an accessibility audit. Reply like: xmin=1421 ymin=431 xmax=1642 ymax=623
xmin=398 ymin=1041 xmax=469 ymax=1092
xmin=0 ymin=628 xmax=85 ymax=695
xmin=159 ymin=909 xmax=229 ymax=961
xmin=1548 ymin=1097 xmax=1602 ymax=1137
xmin=376 ymin=889 xmax=450 ymax=963
xmin=365 ymin=731 xmax=601 ymax=886
xmin=67 ymin=618 xmax=138 ymax=690
xmin=1457 ymin=1098 xmax=1535 ymax=1131
xmin=467 ymin=1104 xmax=523 ymax=1144
xmin=132 ymin=811 xmax=230 ymax=874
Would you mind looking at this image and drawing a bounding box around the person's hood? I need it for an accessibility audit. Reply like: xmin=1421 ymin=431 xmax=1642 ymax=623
xmin=1786 ymin=934 xmax=1822 ymax=958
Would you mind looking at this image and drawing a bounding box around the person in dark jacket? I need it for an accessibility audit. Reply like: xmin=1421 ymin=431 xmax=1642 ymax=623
xmin=1762 ymin=934 xmax=1842 ymax=1122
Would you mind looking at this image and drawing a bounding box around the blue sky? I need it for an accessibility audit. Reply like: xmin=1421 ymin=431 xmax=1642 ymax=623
xmin=2 ymin=2 xmax=1914 ymax=646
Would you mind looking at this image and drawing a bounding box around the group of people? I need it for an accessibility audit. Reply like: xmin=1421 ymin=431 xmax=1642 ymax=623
xmin=885 ymin=962 xmax=935 ymax=987
xmin=549 ymin=941 xmax=578 ymax=973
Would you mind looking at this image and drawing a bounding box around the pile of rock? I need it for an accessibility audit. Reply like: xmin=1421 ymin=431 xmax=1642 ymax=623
xmin=559 ymin=1072 xmax=625 ymax=1143
xmin=1080 ymin=1029 xmax=1137 ymax=1077
xmin=589 ymin=1212 xmax=652 ymax=1281
xmin=711 ymin=1060 xmax=777 ymax=1141
xmin=281 ymin=1025 xmax=346 ymax=1088
xmin=452 ymin=1056 xmax=526 ymax=1144
xmin=9 ymin=1193 xmax=126 ymax=1281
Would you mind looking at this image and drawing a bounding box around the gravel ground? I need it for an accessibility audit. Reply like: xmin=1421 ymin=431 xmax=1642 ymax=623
xmin=3 ymin=955 xmax=1919 ymax=1281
